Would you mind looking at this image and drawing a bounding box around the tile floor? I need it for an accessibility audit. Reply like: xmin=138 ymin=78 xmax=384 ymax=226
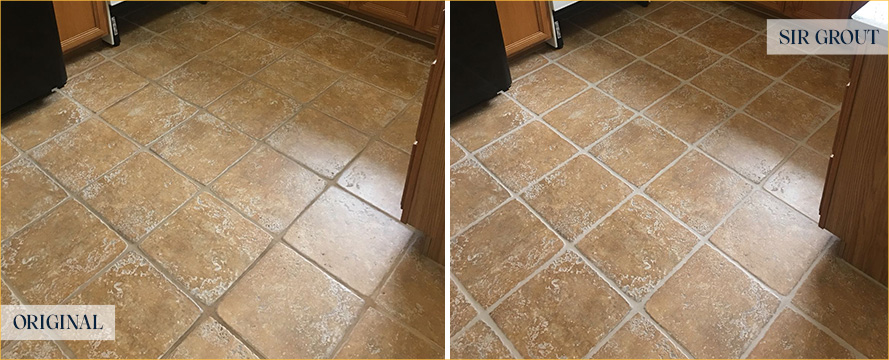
xmin=450 ymin=1 xmax=887 ymax=359
xmin=0 ymin=1 xmax=444 ymax=358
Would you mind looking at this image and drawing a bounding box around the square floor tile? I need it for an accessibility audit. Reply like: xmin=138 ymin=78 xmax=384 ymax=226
xmin=605 ymin=19 xmax=676 ymax=56
xmin=686 ymin=17 xmax=755 ymax=53
xmin=1 ymin=137 xmax=19 ymax=166
xmin=255 ymin=53 xmax=340 ymax=103
xmin=284 ymin=187 xmax=413 ymax=295
xmin=102 ymin=19 xmax=155 ymax=57
xmin=720 ymin=5 xmax=769 ymax=32
xmin=783 ymin=57 xmax=849 ymax=106
xmin=161 ymin=16 xmax=238 ymax=52
xmin=0 ymin=341 xmax=65 ymax=359
xmin=329 ymin=17 xmax=394 ymax=46
xmin=745 ymin=83 xmax=834 ymax=141
xmin=451 ymin=139 xmax=465 ymax=165
xmin=207 ymin=80 xmax=299 ymax=139
xmin=30 ymin=118 xmax=137 ymax=190
xmin=266 ymin=108 xmax=368 ymax=178
xmin=66 ymin=252 xmax=201 ymax=359
xmin=64 ymin=62 xmax=149 ymax=112
xmin=646 ymin=246 xmax=780 ymax=359
xmin=1 ymin=158 xmax=67 ymax=240
xmin=204 ymin=33 xmax=286 ymax=75
xmin=115 ymin=36 xmax=195 ymax=79
xmin=807 ymin=113 xmax=839 ymax=156
xmin=646 ymin=2 xmax=711 ymax=33
xmin=508 ymin=64 xmax=587 ymax=114
xmin=169 ymin=317 xmax=258 ymax=359
xmin=646 ymin=38 xmax=721 ymax=79
xmin=591 ymin=118 xmax=686 ymax=186
xmin=352 ymin=50 xmax=428 ymax=99
xmin=476 ymin=121 xmax=576 ymax=192
xmin=1 ymin=200 xmax=126 ymax=304
xmin=152 ymin=113 xmax=254 ymax=184
xmin=246 ymin=12 xmax=320 ymax=48
xmin=492 ymin=252 xmax=630 ymax=359
xmin=450 ymin=160 xmax=510 ymax=236
xmin=451 ymin=95 xmax=533 ymax=152
xmin=380 ymin=101 xmax=421 ymax=153
xmin=159 ymin=57 xmax=244 ymax=106
xmin=571 ymin=4 xmax=637 ymax=36
xmin=539 ymin=22 xmax=596 ymax=60
xmin=577 ymin=195 xmax=697 ymax=300
xmin=524 ymin=156 xmax=632 ymax=241
xmin=212 ymin=146 xmax=325 ymax=233
xmin=599 ymin=61 xmax=680 ymax=111
xmin=337 ymin=141 xmax=411 ymax=218
xmin=101 ymin=84 xmax=198 ymax=145
xmin=558 ymin=40 xmax=635 ymax=83
xmin=125 ymin=2 xmax=192 ymax=33
xmin=64 ymin=45 xmax=106 ymax=77
xmin=335 ymin=308 xmax=444 ymax=359
xmin=509 ymin=51 xmax=548 ymax=79
xmin=141 ymin=193 xmax=273 ymax=304
xmin=383 ymin=34 xmax=436 ymax=64
xmin=699 ymin=114 xmax=796 ymax=183
xmin=377 ymin=246 xmax=446 ymax=346
xmin=647 ymin=151 xmax=753 ymax=234
xmin=764 ymin=147 xmax=829 ymax=220
xmin=297 ymin=31 xmax=375 ymax=71
xmin=312 ymin=77 xmax=407 ymax=135
xmin=793 ymin=255 xmax=888 ymax=359
xmin=592 ymin=314 xmax=686 ymax=359
xmin=731 ymin=36 xmax=804 ymax=77
xmin=452 ymin=201 xmax=562 ymax=308
xmin=451 ymin=322 xmax=513 ymax=359
xmin=543 ymin=88 xmax=634 ymax=147
xmin=281 ymin=2 xmax=343 ymax=27
xmin=711 ymin=191 xmax=831 ymax=294
xmin=820 ymin=54 xmax=854 ymax=70
xmin=749 ymin=309 xmax=852 ymax=359
xmin=2 ymin=92 xmax=90 ymax=150
xmin=81 ymin=152 xmax=197 ymax=240
xmin=691 ymin=58 xmax=771 ymax=108
xmin=217 ymin=244 xmax=364 ymax=358
xmin=450 ymin=282 xmax=476 ymax=336
xmin=204 ymin=1 xmax=274 ymax=30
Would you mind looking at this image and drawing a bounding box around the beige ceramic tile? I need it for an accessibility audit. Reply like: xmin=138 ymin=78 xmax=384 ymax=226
xmin=539 ymin=22 xmax=596 ymax=60
xmin=2 ymin=92 xmax=91 ymax=150
xmin=451 ymin=95 xmax=533 ymax=152
xmin=101 ymin=84 xmax=199 ymax=145
xmin=591 ymin=118 xmax=686 ymax=186
xmin=450 ymin=282 xmax=476 ymax=336
xmin=558 ymin=40 xmax=635 ymax=83
xmin=749 ymin=309 xmax=853 ymax=359
xmin=686 ymin=17 xmax=756 ymax=53
xmin=699 ymin=114 xmax=797 ymax=183
xmin=793 ymin=255 xmax=888 ymax=359
xmin=102 ymin=19 xmax=156 ymax=57
xmin=266 ymin=108 xmax=369 ymax=178
xmin=508 ymin=64 xmax=587 ymax=114
xmin=246 ymin=13 xmax=320 ymax=48
xmin=1 ymin=158 xmax=67 ymax=240
xmin=1 ymin=200 xmax=126 ymax=304
xmin=807 ymin=114 xmax=839 ymax=156
xmin=169 ymin=317 xmax=258 ymax=359
xmin=255 ymin=53 xmax=340 ymax=103
xmin=377 ymin=246 xmax=445 ymax=346
xmin=64 ymin=62 xmax=149 ymax=112
xmin=646 ymin=2 xmax=711 ymax=33
xmin=646 ymin=246 xmax=780 ymax=359
xmin=646 ymin=38 xmax=721 ymax=79
xmin=330 ymin=17 xmax=394 ymax=46
xmin=383 ymin=34 xmax=435 ymax=64
xmin=298 ymin=31 xmax=375 ymax=71
xmin=284 ymin=187 xmax=413 ymax=295
xmin=599 ymin=61 xmax=681 ymax=110
xmin=141 ymin=193 xmax=273 ymax=304
xmin=592 ymin=314 xmax=687 ymax=359
xmin=66 ymin=252 xmax=201 ymax=359
xmin=687 ymin=1 xmax=734 ymax=13
xmin=764 ymin=147 xmax=829 ymax=220
xmin=281 ymin=2 xmax=343 ymax=27
xmin=711 ymin=191 xmax=831 ymax=294
xmin=152 ymin=113 xmax=254 ymax=184
xmin=81 ymin=152 xmax=197 ymax=240
xmin=161 ymin=16 xmax=238 ymax=52
xmin=0 ymin=341 xmax=65 ymax=360
xmin=115 ymin=36 xmax=195 ymax=79
xmin=158 ymin=57 xmax=244 ymax=106
xmin=720 ymin=5 xmax=770 ymax=32
xmin=31 ymin=118 xmax=137 ymax=190
xmin=543 ymin=88 xmax=634 ymax=147
xmin=451 ymin=201 xmax=562 ymax=308
xmin=647 ymin=151 xmax=753 ymax=234
xmin=338 ymin=141 xmax=411 ymax=218
xmin=380 ymin=102 xmax=421 ymax=153
xmin=217 ymin=244 xmax=364 ymax=359
xmin=571 ymin=4 xmax=637 ymax=36
xmin=212 ymin=146 xmax=325 ymax=233
xmin=820 ymin=55 xmax=854 ymax=70
xmin=64 ymin=45 xmax=105 ymax=77
xmin=204 ymin=1 xmax=274 ymax=30
xmin=509 ymin=52 xmax=548 ymax=79
xmin=1 ymin=137 xmax=19 ymax=166
xmin=605 ymin=19 xmax=676 ymax=56
xmin=783 ymin=57 xmax=849 ymax=106
xmin=492 ymin=252 xmax=630 ymax=359
xmin=577 ymin=195 xmax=697 ymax=300
xmin=524 ymin=156 xmax=632 ymax=241
xmin=475 ymin=121 xmax=576 ymax=192
xmin=450 ymin=139 xmax=465 ymax=165
xmin=312 ymin=77 xmax=406 ymax=135
xmin=352 ymin=50 xmax=428 ymax=99
xmin=207 ymin=80 xmax=299 ymax=139
xmin=691 ymin=58 xmax=771 ymax=108
xmin=731 ymin=36 xmax=804 ymax=77
xmin=336 ymin=308 xmax=444 ymax=359
xmin=450 ymin=160 xmax=509 ymax=236
xmin=451 ymin=322 xmax=513 ymax=359
xmin=125 ymin=2 xmax=192 ymax=33
xmin=204 ymin=33 xmax=286 ymax=75
xmin=745 ymin=83 xmax=834 ymax=141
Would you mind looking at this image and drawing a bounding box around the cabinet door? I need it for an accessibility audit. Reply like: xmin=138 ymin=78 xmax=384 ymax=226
xmin=415 ymin=1 xmax=444 ymax=36
xmin=784 ymin=1 xmax=853 ymax=18
xmin=495 ymin=1 xmax=553 ymax=57
xmin=753 ymin=1 xmax=786 ymax=13
xmin=53 ymin=1 xmax=109 ymax=53
xmin=350 ymin=1 xmax=420 ymax=28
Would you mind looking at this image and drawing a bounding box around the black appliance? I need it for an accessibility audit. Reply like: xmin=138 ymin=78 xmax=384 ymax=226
xmin=2 ymin=1 xmax=68 ymax=115
xmin=451 ymin=1 xmax=511 ymax=116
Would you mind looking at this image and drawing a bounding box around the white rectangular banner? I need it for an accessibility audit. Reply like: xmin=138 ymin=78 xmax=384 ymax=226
xmin=767 ymin=18 xmax=888 ymax=55
xmin=1 ymin=305 xmax=115 ymax=341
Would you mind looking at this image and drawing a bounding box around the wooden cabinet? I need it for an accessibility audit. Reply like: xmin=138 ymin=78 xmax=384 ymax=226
xmin=52 ymin=1 xmax=109 ymax=53
xmin=495 ymin=1 xmax=553 ymax=57
xmin=750 ymin=1 xmax=866 ymax=19
xmin=753 ymin=1 xmax=786 ymax=13
xmin=415 ymin=1 xmax=444 ymax=36
xmin=350 ymin=1 xmax=420 ymax=28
